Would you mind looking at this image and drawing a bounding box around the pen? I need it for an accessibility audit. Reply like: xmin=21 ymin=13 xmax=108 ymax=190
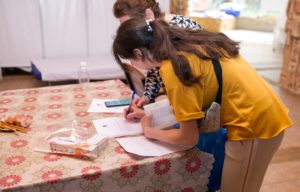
xmin=126 ymin=91 xmax=136 ymax=116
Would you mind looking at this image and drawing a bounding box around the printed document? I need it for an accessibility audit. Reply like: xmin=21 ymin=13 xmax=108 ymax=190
xmin=93 ymin=117 xmax=143 ymax=137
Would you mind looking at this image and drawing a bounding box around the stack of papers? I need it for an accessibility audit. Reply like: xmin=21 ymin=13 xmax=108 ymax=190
xmin=116 ymin=136 xmax=188 ymax=156
xmin=91 ymin=98 xmax=189 ymax=157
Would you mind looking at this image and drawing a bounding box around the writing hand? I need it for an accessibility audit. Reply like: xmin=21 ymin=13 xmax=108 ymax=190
xmin=124 ymin=105 xmax=146 ymax=121
xmin=133 ymin=96 xmax=150 ymax=108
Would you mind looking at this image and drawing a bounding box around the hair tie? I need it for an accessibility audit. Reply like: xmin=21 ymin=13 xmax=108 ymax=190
xmin=146 ymin=19 xmax=153 ymax=32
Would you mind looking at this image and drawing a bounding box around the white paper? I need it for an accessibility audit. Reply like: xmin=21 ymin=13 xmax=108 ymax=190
xmin=93 ymin=117 xmax=143 ymax=138
xmin=116 ymin=135 xmax=188 ymax=156
xmin=144 ymin=98 xmax=177 ymax=129
xmin=88 ymin=99 xmax=128 ymax=113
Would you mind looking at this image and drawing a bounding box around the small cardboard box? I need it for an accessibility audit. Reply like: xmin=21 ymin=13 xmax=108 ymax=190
xmin=49 ymin=134 xmax=108 ymax=160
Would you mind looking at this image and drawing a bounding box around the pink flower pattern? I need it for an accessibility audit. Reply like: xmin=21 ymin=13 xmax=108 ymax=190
xmin=114 ymin=146 xmax=126 ymax=154
xmin=22 ymin=106 xmax=36 ymax=111
xmin=75 ymin=102 xmax=88 ymax=107
xmin=120 ymin=161 xmax=139 ymax=178
xmin=50 ymin=96 xmax=62 ymax=101
xmin=1 ymin=91 xmax=15 ymax=96
xmin=27 ymin=90 xmax=39 ymax=95
xmin=76 ymin=111 xmax=89 ymax=117
xmin=121 ymin=91 xmax=131 ymax=96
xmin=5 ymin=156 xmax=26 ymax=166
xmin=48 ymin=104 xmax=62 ymax=109
xmin=78 ymin=122 xmax=92 ymax=128
xmin=95 ymin=86 xmax=106 ymax=90
xmin=42 ymin=170 xmax=63 ymax=184
xmin=74 ymin=94 xmax=86 ymax=99
xmin=0 ymin=108 xmax=8 ymax=113
xmin=185 ymin=157 xmax=201 ymax=173
xmin=154 ymin=159 xmax=171 ymax=176
xmin=24 ymin=98 xmax=37 ymax=102
xmin=81 ymin=166 xmax=102 ymax=181
xmin=73 ymin=87 xmax=83 ymax=92
xmin=0 ymin=175 xmax=21 ymax=188
xmin=43 ymin=154 xmax=62 ymax=162
xmin=97 ymin=93 xmax=110 ymax=97
xmin=50 ymin=89 xmax=62 ymax=93
xmin=47 ymin=113 xmax=62 ymax=119
xmin=0 ymin=81 xmax=213 ymax=191
xmin=0 ymin=99 xmax=12 ymax=104
xmin=10 ymin=140 xmax=28 ymax=148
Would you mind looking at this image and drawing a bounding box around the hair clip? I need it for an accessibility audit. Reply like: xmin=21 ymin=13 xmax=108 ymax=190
xmin=145 ymin=19 xmax=153 ymax=32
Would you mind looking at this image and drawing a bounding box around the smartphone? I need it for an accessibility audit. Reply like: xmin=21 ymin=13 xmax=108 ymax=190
xmin=104 ymin=99 xmax=131 ymax=108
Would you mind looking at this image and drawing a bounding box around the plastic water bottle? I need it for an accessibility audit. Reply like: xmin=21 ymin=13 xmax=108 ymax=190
xmin=78 ymin=62 xmax=90 ymax=84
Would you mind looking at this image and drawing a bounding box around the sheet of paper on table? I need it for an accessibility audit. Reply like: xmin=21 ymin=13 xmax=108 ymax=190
xmin=88 ymin=99 xmax=128 ymax=113
xmin=116 ymin=135 xmax=189 ymax=156
xmin=93 ymin=117 xmax=143 ymax=137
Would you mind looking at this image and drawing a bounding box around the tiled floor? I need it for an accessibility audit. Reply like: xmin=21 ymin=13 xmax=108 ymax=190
xmin=0 ymin=30 xmax=299 ymax=191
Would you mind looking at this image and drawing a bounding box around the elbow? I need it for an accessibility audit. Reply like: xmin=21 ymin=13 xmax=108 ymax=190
xmin=186 ymin=137 xmax=199 ymax=148
xmin=181 ymin=135 xmax=199 ymax=148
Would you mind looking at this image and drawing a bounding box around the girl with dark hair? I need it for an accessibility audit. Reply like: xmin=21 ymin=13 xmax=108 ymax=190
xmin=112 ymin=18 xmax=293 ymax=192
xmin=113 ymin=0 xmax=202 ymax=106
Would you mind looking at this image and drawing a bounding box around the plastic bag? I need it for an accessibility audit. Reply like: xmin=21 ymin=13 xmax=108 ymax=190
xmin=197 ymin=128 xmax=227 ymax=191
xmin=44 ymin=120 xmax=108 ymax=160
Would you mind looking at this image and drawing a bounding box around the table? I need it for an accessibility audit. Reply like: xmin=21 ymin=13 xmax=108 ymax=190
xmin=0 ymin=80 xmax=214 ymax=192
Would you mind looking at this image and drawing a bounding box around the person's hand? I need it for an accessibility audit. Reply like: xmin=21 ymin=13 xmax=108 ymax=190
xmin=124 ymin=105 xmax=146 ymax=121
xmin=140 ymin=115 xmax=152 ymax=137
xmin=132 ymin=96 xmax=150 ymax=108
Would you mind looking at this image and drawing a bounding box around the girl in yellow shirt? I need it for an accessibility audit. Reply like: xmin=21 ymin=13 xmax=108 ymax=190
xmin=112 ymin=18 xmax=293 ymax=192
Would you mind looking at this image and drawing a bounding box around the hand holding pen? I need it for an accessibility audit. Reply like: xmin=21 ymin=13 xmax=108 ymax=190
xmin=124 ymin=91 xmax=146 ymax=121
xmin=126 ymin=91 xmax=136 ymax=116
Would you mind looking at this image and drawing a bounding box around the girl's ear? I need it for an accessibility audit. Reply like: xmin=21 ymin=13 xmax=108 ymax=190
xmin=133 ymin=49 xmax=143 ymax=58
xmin=145 ymin=8 xmax=155 ymax=20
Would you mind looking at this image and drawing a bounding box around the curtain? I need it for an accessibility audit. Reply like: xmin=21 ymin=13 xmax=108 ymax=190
xmin=0 ymin=0 xmax=43 ymax=67
xmin=87 ymin=0 xmax=118 ymax=56
xmin=40 ymin=0 xmax=87 ymax=59
xmin=0 ymin=0 xmax=170 ymax=68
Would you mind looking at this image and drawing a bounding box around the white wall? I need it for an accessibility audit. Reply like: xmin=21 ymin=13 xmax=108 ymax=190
xmin=260 ymin=0 xmax=281 ymax=13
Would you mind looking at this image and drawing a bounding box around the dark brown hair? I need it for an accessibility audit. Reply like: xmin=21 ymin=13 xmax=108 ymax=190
xmin=113 ymin=18 xmax=240 ymax=86
xmin=113 ymin=0 xmax=162 ymax=19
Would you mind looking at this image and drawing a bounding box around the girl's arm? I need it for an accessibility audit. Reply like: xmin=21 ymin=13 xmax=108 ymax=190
xmin=141 ymin=116 xmax=199 ymax=148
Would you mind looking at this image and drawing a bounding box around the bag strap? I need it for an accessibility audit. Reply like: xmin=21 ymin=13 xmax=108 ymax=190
xmin=212 ymin=59 xmax=223 ymax=105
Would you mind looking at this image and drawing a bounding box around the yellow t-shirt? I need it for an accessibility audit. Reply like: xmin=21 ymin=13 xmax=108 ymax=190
xmin=159 ymin=53 xmax=293 ymax=140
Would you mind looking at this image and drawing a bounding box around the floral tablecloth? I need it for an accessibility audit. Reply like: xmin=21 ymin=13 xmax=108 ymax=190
xmin=0 ymin=80 xmax=214 ymax=192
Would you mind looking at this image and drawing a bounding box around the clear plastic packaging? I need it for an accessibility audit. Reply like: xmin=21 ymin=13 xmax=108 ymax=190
xmin=44 ymin=121 xmax=108 ymax=160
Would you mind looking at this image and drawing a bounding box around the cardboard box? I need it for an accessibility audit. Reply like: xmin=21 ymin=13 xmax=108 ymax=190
xmin=49 ymin=134 xmax=109 ymax=160
xmin=190 ymin=16 xmax=236 ymax=32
